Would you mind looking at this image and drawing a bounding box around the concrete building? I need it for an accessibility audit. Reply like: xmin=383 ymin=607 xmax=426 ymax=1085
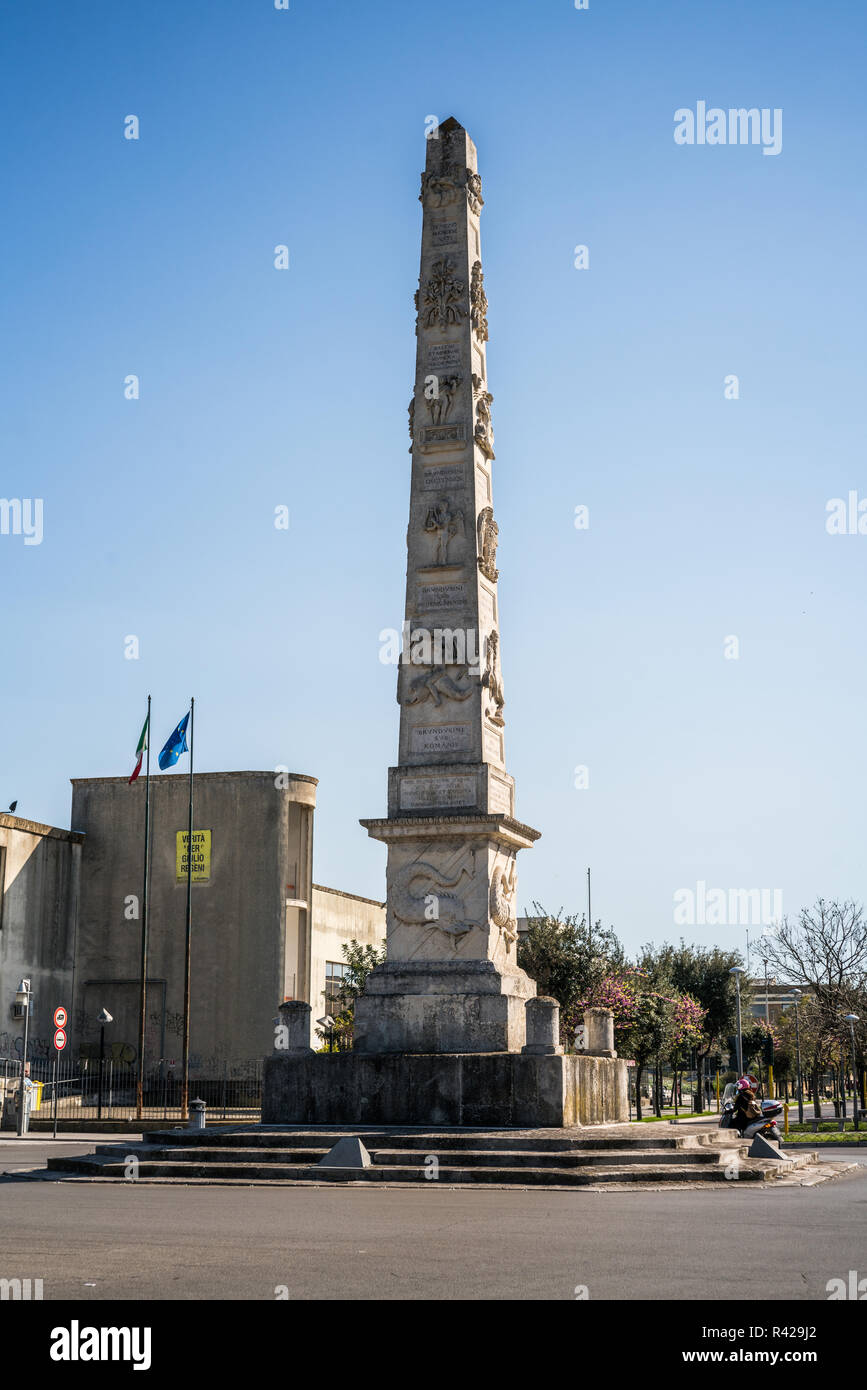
xmin=0 ymin=813 xmax=82 ymax=1064
xmin=0 ymin=774 xmax=384 ymax=1076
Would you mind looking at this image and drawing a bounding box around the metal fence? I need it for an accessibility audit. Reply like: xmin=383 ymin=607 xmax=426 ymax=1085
xmin=0 ymin=1055 xmax=262 ymax=1122
xmin=630 ymin=1065 xmax=864 ymax=1116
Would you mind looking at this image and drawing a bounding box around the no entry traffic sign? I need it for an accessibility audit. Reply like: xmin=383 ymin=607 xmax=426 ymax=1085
xmin=54 ymin=1027 xmax=67 ymax=1051
xmin=53 ymin=1006 xmax=67 ymax=1029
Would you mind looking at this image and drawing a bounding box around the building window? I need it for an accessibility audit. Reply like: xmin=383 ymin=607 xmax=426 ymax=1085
xmin=324 ymin=961 xmax=351 ymax=1011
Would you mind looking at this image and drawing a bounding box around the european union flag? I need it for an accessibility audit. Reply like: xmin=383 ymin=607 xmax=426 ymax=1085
xmin=158 ymin=712 xmax=190 ymax=771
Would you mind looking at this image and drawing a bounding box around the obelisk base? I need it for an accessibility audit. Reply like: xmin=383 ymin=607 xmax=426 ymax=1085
xmin=357 ymin=810 xmax=540 ymax=1053
xmin=353 ymin=959 xmax=536 ymax=1054
xmin=263 ymin=1051 xmax=628 ymax=1127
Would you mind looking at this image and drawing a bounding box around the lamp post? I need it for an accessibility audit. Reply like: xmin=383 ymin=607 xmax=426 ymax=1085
xmin=789 ymin=990 xmax=804 ymax=1124
xmin=14 ymin=979 xmax=32 ymax=1137
xmin=730 ymin=967 xmax=745 ymax=1078
xmin=96 ymin=1008 xmax=113 ymax=1121
xmin=844 ymin=1014 xmax=860 ymax=1133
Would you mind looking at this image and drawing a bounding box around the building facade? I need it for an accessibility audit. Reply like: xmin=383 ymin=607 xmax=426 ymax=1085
xmin=0 ymin=774 xmax=384 ymax=1076
xmin=0 ymin=813 xmax=82 ymax=1064
xmin=311 ymin=883 xmax=387 ymax=1023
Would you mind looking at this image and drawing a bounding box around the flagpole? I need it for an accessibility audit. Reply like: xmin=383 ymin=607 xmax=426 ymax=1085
xmin=181 ymin=697 xmax=194 ymax=1119
xmin=136 ymin=695 xmax=151 ymax=1122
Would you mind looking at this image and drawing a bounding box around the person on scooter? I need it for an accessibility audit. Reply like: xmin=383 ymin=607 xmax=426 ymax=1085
xmin=731 ymin=1085 xmax=766 ymax=1138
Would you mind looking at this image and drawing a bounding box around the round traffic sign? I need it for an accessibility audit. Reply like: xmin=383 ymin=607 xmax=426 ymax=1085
xmin=53 ymin=1006 xmax=67 ymax=1029
xmin=54 ymin=1028 xmax=67 ymax=1051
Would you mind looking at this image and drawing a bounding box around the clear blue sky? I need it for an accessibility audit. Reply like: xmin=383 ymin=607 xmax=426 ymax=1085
xmin=2 ymin=0 xmax=865 ymax=960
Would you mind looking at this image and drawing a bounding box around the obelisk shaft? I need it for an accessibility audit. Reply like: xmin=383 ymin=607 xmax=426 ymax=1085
xmin=393 ymin=118 xmax=511 ymax=818
xmin=357 ymin=119 xmax=539 ymax=1054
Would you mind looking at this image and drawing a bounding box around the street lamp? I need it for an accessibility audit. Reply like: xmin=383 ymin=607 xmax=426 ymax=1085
xmin=96 ymin=1008 xmax=113 ymax=1121
xmin=844 ymin=1014 xmax=860 ymax=1133
xmin=789 ymin=990 xmax=804 ymax=1124
xmin=730 ymin=967 xmax=745 ymax=1078
xmin=14 ymin=979 xmax=32 ymax=1136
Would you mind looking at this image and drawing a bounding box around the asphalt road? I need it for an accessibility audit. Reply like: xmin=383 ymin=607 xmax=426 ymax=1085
xmin=0 ymin=1136 xmax=125 ymax=1175
xmin=1 ymin=1142 xmax=866 ymax=1300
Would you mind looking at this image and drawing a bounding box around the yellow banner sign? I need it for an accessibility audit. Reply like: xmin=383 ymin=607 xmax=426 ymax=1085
xmin=176 ymin=830 xmax=211 ymax=882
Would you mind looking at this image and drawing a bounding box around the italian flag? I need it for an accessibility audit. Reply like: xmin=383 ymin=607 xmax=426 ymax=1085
xmin=129 ymin=712 xmax=149 ymax=784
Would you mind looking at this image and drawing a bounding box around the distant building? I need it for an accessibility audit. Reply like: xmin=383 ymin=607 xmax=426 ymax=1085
xmin=746 ymin=977 xmax=810 ymax=1026
xmin=0 ymin=773 xmax=384 ymax=1075
xmin=312 ymin=883 xmax=387 ymax=1023
xmin=0 ymin=813 xmax=82 ymax=1061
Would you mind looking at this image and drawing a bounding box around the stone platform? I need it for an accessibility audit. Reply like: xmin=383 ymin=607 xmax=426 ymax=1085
xmin=45 ymin=1124 xmax=831 ymax=1188
xmin=262 ymin=1050 xmax=629 ymax=1128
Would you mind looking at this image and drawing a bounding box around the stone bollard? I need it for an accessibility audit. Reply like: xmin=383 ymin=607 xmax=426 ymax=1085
xmin=583 ymin=1006 xmax=617 ymax=1058
xmin=522 ymin=997 xmax=563 ymax=1055
xmin=273 ymin=1000 xmax=314 ymax=1054
xmin=188 ymin=1099 xmax=206 ymax=1131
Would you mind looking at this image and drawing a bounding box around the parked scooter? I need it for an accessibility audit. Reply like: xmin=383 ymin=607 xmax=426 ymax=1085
xmin=719 ymin=1081 xmax=739 ymax=1128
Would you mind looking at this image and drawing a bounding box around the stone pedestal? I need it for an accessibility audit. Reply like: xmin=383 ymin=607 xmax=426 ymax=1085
xmin=354 ymin=959 xmax=535 ymax=1054
xmin=522 ymin=997 xmax=563 ymax=1055
xmin=274 ymin=1001 xmax=314 ymax=1054
xmin=357 ymin=812 xmax=539 ymax=1053
xmin=584 ymin=1007 xmax=617 ymax=1058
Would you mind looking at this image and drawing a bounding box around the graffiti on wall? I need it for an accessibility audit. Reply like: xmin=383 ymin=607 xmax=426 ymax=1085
xmin=0 ymin=1031 xmax=51 ymax=1061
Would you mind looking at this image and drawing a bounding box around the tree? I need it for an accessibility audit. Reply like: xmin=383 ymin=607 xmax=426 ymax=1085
xmin=517 ymin=905 xmax=625 ymax=1044
xmin=762 ymin=898 xmax=867 ymax=1100
xmin=776 ymin=996 xmax=848 ymax=1117
xmin=739 ymin=1019 xmax=779 ymax=1088
xmin=315 ymin=940 xmax=386 ymax=1051
xmin=666 ymin=993 xmax=706 ymax=1113
xmin=616 ymin=985 xmax=673 ymax=1121
xmin=576 ymin=966 xmax=705 ymax=1119
xmin=762 ymin=899 xmax=867 ymax=1018
xmin=636 ymin=942 xmax=741 ymax=1110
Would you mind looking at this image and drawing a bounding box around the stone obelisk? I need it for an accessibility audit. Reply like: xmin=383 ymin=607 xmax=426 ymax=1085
xmin=356 ymin=118 xmax=540 ymax=1054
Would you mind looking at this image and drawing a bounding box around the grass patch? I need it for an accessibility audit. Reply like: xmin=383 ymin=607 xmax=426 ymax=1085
xmin=782 ymin=1124 xmax=867 ymax=1144
xmin=783 ymin=1132 xmax=867 ymax=1144
xmin=786 ymin=1120 xmax=865 ymax=1134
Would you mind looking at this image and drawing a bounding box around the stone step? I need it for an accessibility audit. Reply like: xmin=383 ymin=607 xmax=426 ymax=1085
xmin=368 ymin=1147 xmax=725 ymax=1168
xmin=113 ymin=1144 xmax=728 ymax=1169
xmin=141 ymin=1127 xmax=691 ymax=1154
xmin=47 ymin=1156 xmax=773 ymax=1185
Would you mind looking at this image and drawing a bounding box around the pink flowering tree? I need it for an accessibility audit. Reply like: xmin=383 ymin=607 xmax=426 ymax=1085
xmin=567 ymin=971 xmax=706 ymax=1120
